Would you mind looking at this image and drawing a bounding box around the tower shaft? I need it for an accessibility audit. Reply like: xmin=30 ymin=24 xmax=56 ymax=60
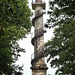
xmin=34 ymin=6 xmax=44 ymax=65
xmin=31 ymin=0 xmax=48 ymax=75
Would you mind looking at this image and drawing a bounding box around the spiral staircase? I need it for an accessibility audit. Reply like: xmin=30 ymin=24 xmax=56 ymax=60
xmin=31 ymin=0 xmax=48 ymax=75
xmin=31 ymin=10 xmax=48 ymax=69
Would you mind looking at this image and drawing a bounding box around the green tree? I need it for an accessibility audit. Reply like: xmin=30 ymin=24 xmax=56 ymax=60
xmin=45 ymin=0 xmax=75 ymax=75
xmin=0 ymin=0 xmax=31 ymax=74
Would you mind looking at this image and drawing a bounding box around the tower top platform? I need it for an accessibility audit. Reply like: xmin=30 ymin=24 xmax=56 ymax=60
xmin=32 ymin=0 xmax=46 ymax=10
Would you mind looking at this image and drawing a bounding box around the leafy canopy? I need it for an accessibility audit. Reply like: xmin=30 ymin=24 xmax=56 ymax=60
xmin=0 ymin=0 xmax=31 ymax=74
xmin=45 ymin=0 xmax=75 ymax=75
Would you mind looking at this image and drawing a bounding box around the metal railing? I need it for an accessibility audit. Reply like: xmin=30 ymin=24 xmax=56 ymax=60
xmin=31 ymin=46 xmax=44 ymax=60
xmin=31 ymin=28 xmax=46 ymax=39
xmin=32 ymin=0 xmax=45 ymax=3
xmin=31 ymin=53 xmax=34 ymax=60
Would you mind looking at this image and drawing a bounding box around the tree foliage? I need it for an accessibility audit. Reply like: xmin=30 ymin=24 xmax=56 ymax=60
xmin=0 ymin=0 xmax=31 ymax=74
xmin=45 ymin=0 xmax=75 ymax=75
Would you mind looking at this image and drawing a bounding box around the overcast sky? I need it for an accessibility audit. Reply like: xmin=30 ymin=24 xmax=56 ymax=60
xmin=17 ymin=0 xmax=57 ymax=75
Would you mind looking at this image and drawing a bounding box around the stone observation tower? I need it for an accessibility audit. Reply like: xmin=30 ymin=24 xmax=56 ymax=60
xmin=30 ymin=0 xmax=48 ymax=75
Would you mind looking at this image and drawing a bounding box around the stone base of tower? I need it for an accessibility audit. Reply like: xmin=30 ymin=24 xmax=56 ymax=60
xmin=30 ymin=64 xmax=48 ymax=75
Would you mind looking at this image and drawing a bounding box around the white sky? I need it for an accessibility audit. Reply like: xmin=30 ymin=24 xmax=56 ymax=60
xmin=17 ymin=0 xmax=57 ymax=75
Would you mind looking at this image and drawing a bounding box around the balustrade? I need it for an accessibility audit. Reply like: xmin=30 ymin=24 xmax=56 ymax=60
xmin=31 ymin=28 xmax=46 ymax=39
xmin=32 ymin=0 xmax=45 ymax=3
xmin=31 ymin=45 xmax=44 ymax=60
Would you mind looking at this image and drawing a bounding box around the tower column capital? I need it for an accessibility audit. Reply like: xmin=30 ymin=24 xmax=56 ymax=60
xmin=32 ymin=0 xmax=46 ymax=10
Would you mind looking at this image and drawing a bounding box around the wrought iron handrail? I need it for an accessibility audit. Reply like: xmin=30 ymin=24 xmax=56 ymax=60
xmin=31 ymin=53 xmax=34 ymax=60
xmin=31 ymin=51 xmax=44 ymax=61
xmin=31 ymin=46 xmax=44 ymax=60
xmin=31 ymin=50 xmax=47 ymax=64
xmin=31 ymin=28 xmax=46 ymax=39
xmin=32 ymin=12 xmax=46 ymax=26
xmin=31 ymin=0 xmax=47 ymax=64
xmin=32 ymin=0 xmax=45 ymax=3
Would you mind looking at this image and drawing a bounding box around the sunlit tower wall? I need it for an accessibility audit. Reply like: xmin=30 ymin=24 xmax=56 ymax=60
xmin=31 ymin=0 xmax=48 ymax=75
